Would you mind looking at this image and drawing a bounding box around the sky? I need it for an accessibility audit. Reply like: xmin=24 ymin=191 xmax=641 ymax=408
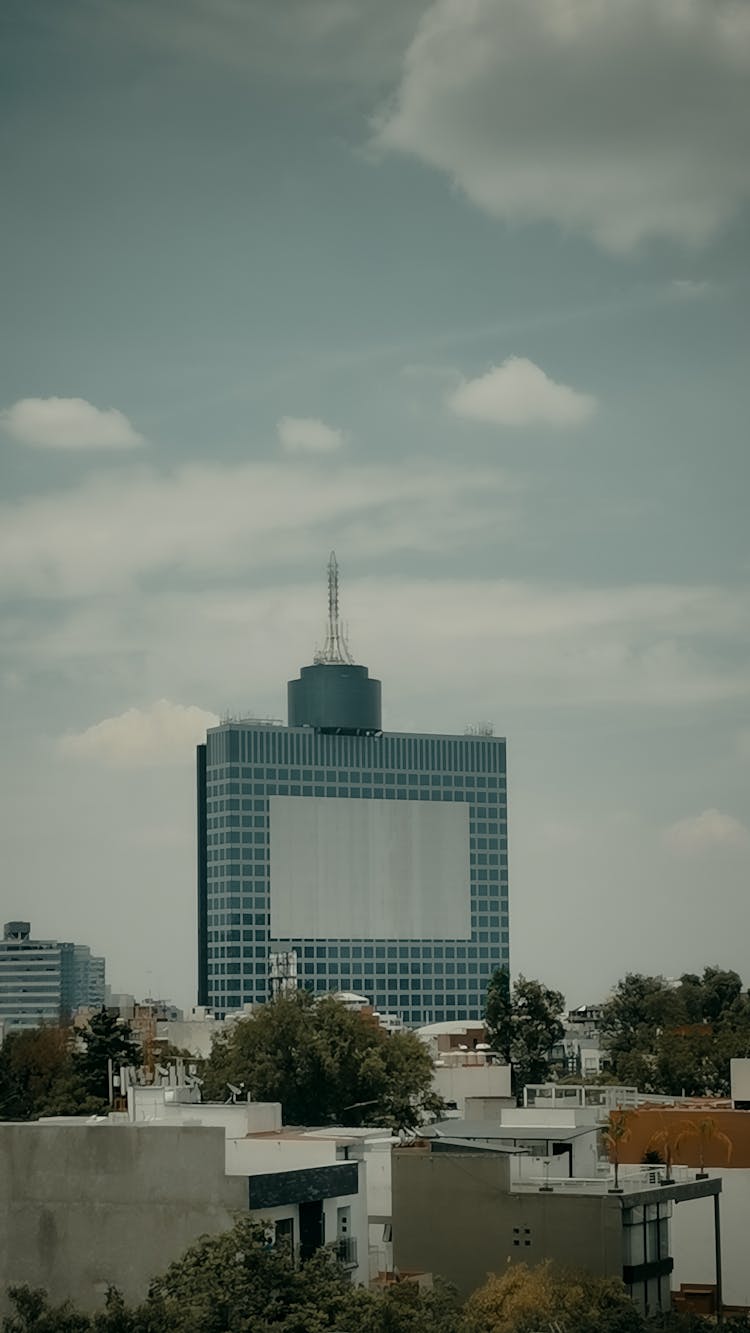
xmin=1 ymin=0 xmax=749 ymax=1012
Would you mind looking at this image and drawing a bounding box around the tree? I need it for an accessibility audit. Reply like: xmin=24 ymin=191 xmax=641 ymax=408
xmin=0 ymin=1026 xmax=74 ymax=1121
xmin=2 ymin=1221 xmax=460 ymax=1333
xmin=484 ymin=966 xmax=513 ymax=1065
xmin=601 ymin=969 xmax=750 ymax=1097
xmin=675 ymin=1117 xmax=733 ymax=1176
xmin=603 ymin=1109 xmax=632 ymax=1192
xmin=203 ymin=991 xmax=442 ymax=1130
xmin=484 ymin=970 xmax=565 ymax=1099
xmin=600 ymin=974 xmax=684 ymax=1080
xmin=462 ymin=1261 xmax=643 ymax=1333
xmin=75 ymin=1010 xmax=142 ymax=1104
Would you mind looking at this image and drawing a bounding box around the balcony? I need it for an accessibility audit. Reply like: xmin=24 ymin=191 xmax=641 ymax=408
xmin=327 ymin=1237 xmax=358 ymax=1269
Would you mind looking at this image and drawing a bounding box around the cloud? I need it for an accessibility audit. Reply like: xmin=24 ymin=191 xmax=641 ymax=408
xmin=84 ymin=0 xmax=426 ymax=91
xmin=1 ymin=397 xmax=144 ymax=450
xmin=447 ymin=357 xmax=596 ymax=428
xmin=277 ymin=416 xmax=346 ymax=453
xmin=59 ymin=700 xmax=219 ymax=767
xmin=375 ymin=0 xmax=750 ymax=253
xmin=663 ymin=809 xmax=750 ymax=856
xmin=0 ymin=458 xmax=513 ymax=598
xmin=20 ymin=575 xmax=750 ymax=721
xmin=670 ymin=279 xmax=713 ymax=300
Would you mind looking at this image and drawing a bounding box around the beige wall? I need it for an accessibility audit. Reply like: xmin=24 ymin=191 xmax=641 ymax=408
xmin=392 ymin=1149 xmax=623 ymax=1298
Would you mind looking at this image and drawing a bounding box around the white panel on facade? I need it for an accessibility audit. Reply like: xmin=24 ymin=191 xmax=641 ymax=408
xmin=270 ymin=796 xmax=470 ymax=940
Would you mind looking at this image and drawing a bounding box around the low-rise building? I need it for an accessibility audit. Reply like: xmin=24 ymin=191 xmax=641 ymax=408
xmin=392 ymin=1137 xmax=720 ymax=1316
xmin=0 ymin=1091 xmax=369 ymax=1312
xmin=616 ymin=1080 xmax=750 ymax=1311
xmin=432 ymin=1050 xmax=512 ymax=1117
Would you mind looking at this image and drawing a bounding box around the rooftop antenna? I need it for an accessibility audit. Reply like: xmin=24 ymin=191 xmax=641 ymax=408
xmin=314 ymin=551 xmax=354 ymax=665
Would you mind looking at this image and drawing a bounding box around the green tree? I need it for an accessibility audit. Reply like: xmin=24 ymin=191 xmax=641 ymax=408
xmin=600 ymin=974 xmax=684 ymax=1072
xmin=0 ymin=1025 xmax=85 ymax=1121
xmin=602 ymin=968 xmax=750 ymax=1096
xmin=603 ymin=1109 xmax=632 ymax=1192
xmin=484 ymin=966 xmax=513 ymax=1065
xmin=484 ymin=970 xmax=565 ymax=1099
xmin=76 ymin=1010 xmax=142 ymax=1104
xmin=142 ymin=1218 xmax=458 ymax=1332
xmin=203 ymin=991 xmax=442 ymax=1130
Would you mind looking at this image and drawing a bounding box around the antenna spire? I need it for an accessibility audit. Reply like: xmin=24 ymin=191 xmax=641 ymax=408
xmin=314 ymin=551 xmax=354 ymax=665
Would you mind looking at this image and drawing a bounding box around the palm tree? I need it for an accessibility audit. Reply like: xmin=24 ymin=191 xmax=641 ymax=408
xmin=603 ymin=1108 xmax=632 ymax=1192
xmin=679 ymin=1116 xmax=733 ymax=1178
xmin=645 ymin=1121 xmax=680 ymax=1182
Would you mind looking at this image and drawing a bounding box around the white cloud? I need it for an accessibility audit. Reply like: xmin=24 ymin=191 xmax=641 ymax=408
xmin=0 ymin=458 xmax=513 ymax=598
xmin=670 ymin=279 xmax=713 ymax=300
xmin=1 ymin=397 xmax=144 ymax=450
xmin=277 ymin=416 xmax=346 ymax=453
xmin=20 ymin=575 xmax=750 ymax=720
xmin=59 ymin=700 xmax=219 ymax=767
xmin=93 ymin=0 xmax=426 ymax=90
xmin=663 ymin=809 xmax=750 ymax=856
xmin=447 ymin=357 xmax=596 ymax=428
xmin=375 ymin=0 xmax=750 ymax=252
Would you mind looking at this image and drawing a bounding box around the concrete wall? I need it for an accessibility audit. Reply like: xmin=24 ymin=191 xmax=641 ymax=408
xmin=434 ymin=1062 xmax=511 ymax=1115
xmin=0 ymin=1124 xmax=246 ymax=1313
xmin=392 ymin=1149 xmax=623 ymax=1299
xmin=731 ymin=1060 xmax=750 ymax=1105
xmin=227 ymin=1135 xmax=339 ymax=1176
xmin=129 ymin=1089 xmax=282 ymax=1137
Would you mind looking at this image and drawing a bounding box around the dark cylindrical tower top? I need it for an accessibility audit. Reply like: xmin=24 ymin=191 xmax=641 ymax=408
xmin=288 ymin=663 xmax=381 ymax=733
xmin=287 ymin=552 xmax=382 ymax=734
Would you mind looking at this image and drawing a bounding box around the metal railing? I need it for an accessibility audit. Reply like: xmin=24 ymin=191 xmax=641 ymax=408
xmin=328 ymin=1237 xmax=358 ymax=1268
xmin=513 ymin=1164 xmax=693 ymax=1194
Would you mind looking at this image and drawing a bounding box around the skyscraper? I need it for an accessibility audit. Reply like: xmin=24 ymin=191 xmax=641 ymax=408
xmin=197 ymin=556 xmax=509 ymax=1024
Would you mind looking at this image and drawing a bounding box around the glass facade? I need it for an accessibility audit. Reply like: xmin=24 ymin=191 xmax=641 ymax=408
xmin=198 ymin=724 xmax=509 ymax=1024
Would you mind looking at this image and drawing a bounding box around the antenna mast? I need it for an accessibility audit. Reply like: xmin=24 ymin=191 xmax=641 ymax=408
xmin=314 ymin=551 xmax=354 ymax=664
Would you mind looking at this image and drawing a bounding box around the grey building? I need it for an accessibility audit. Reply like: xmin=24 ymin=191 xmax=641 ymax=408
xmin=0 ymin=1120 xmax=365 ymax=1313
xmin=0 ymin=922 xmax=106 ymax=1033
xmin=392 ymin=1143 xmax=722 ymax=1317
xmin=197 ymin=555 xmax=509 ymax=1024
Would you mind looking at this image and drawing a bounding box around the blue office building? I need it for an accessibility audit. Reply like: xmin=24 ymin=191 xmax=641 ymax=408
xmin=197 ymin=557 xmax=509 ymax=1024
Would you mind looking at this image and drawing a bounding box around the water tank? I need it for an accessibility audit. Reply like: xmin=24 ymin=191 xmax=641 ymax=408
xmin=287 ymin=663 xmax=381 ymax=734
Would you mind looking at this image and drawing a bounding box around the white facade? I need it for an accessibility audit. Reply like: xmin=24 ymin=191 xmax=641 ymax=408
xmin=670 ymin=1168 xmax=749 ymax=1308
xmin=125 ymin=1087 xmax=370 ymax=1285
xmin=303 ymin=1126 xmax=395 ymax=1278
xmin=730 ymin=1059 xmax=750 ymax=1105
xmin=269 ymin=795 xmax=471 ymax=939
xmin=433 ymin=1053 xmax=512 ymax=1116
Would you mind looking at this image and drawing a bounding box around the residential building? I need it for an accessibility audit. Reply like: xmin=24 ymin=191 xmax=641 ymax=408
xmin=197 ymin=555 xmax=509 ymax=1024
xmin=0 ymin=921 xmax=106 ymax=1032
xmin=0 ymin=1090 xmax=369 ymax=1312
xmin=616 ymin=1073 xmax=750 ymax=1312
xmin=392 ymin=1135 xmax=720 ymax=1316
xmin=431 ymin=1051 xmax=512 ymax=1117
